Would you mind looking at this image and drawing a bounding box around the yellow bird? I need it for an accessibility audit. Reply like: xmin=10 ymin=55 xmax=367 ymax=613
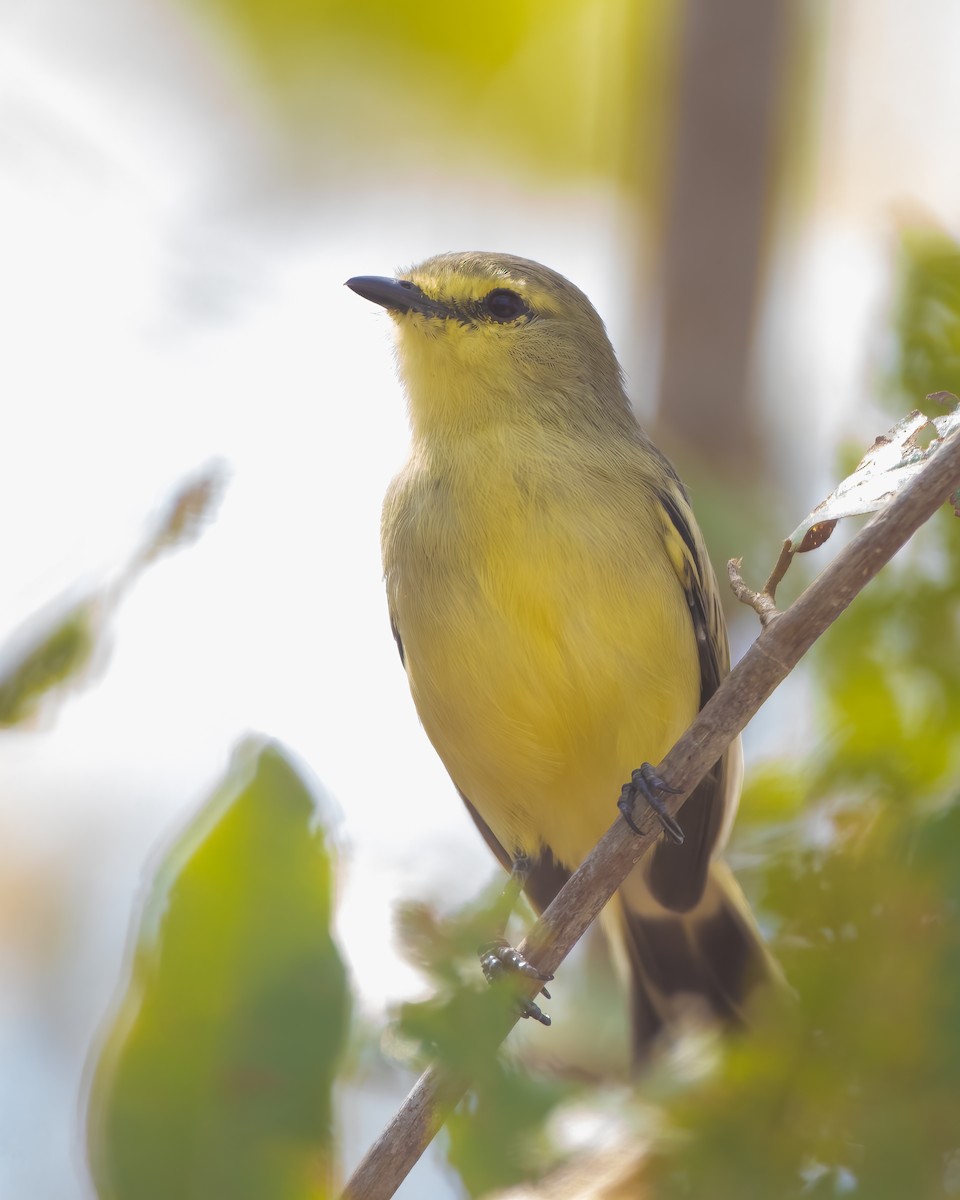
xmin=348 ymin=252 xmax=772 ymax=1059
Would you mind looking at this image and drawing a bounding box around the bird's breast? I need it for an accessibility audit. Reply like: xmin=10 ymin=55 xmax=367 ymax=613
xmin=382 ymin=446 xmax=700 ymax=867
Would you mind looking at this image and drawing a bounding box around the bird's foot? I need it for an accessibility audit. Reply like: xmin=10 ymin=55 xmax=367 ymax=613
xmin=479 ymin=939 xmax=553 ymax=1026
xmin=618 ymin=762 xmax=685 ymax=844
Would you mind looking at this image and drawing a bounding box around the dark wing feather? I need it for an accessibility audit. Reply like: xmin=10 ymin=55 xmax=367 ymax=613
xmin=645 ymin=481 xmax=732 ymax=913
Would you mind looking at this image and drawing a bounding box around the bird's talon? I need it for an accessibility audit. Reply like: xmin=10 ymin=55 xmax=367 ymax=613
xmin=618 ymin=786 xmax=643 ymax=836
xmin=479 ymin=939 xmax=553 ymax=985
xmin=480 ymin=940 xmax=554 ymax=1023
xmin=632 ymin=762 xmax=682 ymax=797
xmin=619 ymin=762 xmax=685 ymax=844
xmin=519 ymin=997 xmax=551 ymax=1026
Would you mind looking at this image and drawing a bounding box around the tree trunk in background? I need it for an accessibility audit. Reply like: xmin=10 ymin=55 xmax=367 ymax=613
xmin=654 ymin=0 xmax=794 ymax=471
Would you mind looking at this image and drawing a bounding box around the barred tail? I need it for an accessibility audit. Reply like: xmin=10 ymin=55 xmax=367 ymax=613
xmin=614 ymin=861 xmax=776 ymax=1062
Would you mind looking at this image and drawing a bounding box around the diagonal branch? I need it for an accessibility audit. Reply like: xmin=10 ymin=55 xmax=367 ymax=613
xmin=341 ymin=428 xmax=960 ymax=1200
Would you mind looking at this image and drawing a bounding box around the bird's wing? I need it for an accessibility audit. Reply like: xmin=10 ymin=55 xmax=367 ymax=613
xmin=643 ymin=479 xmax=734 ymax=913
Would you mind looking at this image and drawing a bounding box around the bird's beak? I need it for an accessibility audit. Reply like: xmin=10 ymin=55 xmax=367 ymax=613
xmin=345 ymin=275 xmax=447 ymax=318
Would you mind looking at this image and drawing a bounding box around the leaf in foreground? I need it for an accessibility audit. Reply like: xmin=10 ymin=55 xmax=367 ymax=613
xmin=86 ymin=737 xmax=351 ymax=1200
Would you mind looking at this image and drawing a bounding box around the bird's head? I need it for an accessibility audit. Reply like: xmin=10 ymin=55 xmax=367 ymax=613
xmin=347 ymin=252 xmax=632 ymax=440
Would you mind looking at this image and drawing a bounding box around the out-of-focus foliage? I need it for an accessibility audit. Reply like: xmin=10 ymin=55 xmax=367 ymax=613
xmin=0 ymin=466 xmax=224 ymax=729
xmin=0 ymin=599 xmax=98 ymax=728
xmin=632 ymin=229 xmax=960 ymax=1197
xmin=483 ymin=1121 xmax=651 ymax=1200
xmin=646 ymin=796 xmax=960 ymax=1198
xmin=394 ymin=897 xmax=579 ymax=1197
xmin=178 ymin=0 xmax=673 ymax=186
xmin=895 ymin=228 xmax=960 ymax=403
xmin=86 ymin=738 xmax=351 ymax=1200
xmin=135 ymin=467 xmax=227 ymax=571
xmin=383 ymin=231 xmax=960 ymax=1199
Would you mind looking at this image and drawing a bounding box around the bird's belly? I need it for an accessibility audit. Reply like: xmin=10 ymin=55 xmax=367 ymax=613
xmin=399 ymin=553 xmax=700 ymax=871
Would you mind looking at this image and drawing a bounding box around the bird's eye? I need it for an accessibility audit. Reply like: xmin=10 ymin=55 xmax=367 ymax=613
xmin=481 ymin=288 xmax=529 ymax=323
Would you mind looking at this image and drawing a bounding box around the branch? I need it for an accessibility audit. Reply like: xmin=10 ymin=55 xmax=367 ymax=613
xmin=727 ymin=544 xmax=791 ymax=625
xmin=341 ymin=428 xmax=960 ymax=1200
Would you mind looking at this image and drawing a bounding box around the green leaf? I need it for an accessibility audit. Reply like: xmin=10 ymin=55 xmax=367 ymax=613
xmin=86 ymin=737 xmax=351 ymax=1200
xmin=0 ymin=599 xmax=98 ymax=728
xmin=645 ymin=798 xmax=960 ymax=1200
xmin=894 ymin=228 xmax=960 ymax=403
xmin=393 ymin=893 xmax=576 ymax=1195
xmin=172 ymin=0 xmax=673 ymax=185
xmin=0 ymin=464 xmax=225 ymax=730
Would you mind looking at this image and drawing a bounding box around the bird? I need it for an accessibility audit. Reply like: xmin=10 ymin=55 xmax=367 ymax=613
xmin=347 ymin=252 xmax=774 ymax=1061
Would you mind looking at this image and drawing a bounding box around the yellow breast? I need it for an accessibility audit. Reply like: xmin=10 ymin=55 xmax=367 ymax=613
xmin=382 ymin=432 xmax=700 ymax=870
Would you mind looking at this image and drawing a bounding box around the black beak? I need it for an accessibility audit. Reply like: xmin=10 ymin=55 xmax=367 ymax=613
xmin=345 ymin=275 xmax=447 ymax=318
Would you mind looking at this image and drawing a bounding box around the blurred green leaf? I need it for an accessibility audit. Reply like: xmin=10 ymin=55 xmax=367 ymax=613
xmin=394 ymin=893 xmax=577 ymax=1196
xmin=177 ymin=0 xmax=673 ymax=185
xmin=814 ymin=507 xmax=960 ymax=802
xmin=645 ymin=798 xmax=960 ymax=1200
xmin=136 ymin=463 xmax=227 ymax=570
xmin=894 ymin=228 xmax=960 ymax=403
xmin=86 ymin=737 xmax=351 ymax=1200
xmin=395 ymin=892 xmax=554 ymax=1081
xmin=0 ymin=464 xmax=225 ymax=730
xmin=447 ymin=1060 xmax=572 ymax=1198
xmin=0 ymin=598 xmax=98 ymax=727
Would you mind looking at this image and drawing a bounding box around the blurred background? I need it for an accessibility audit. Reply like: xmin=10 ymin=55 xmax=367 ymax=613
xmin=3 ymin=1 xmax=960 ymax=1197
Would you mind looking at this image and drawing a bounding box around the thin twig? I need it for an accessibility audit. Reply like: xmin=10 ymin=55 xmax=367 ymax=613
xmin=728 ymin=555 xmax=782 ymax=625
xmin=762 ymin=538 xmax=796 ymax=604
xmin=341 ymin=429 xmax=960 ymax=1200
xmin=728 ymin=536 xmax=796 ymax=624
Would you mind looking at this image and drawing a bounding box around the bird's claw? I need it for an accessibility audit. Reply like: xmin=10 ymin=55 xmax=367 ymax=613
xmin=479 ymin=939 xmax=553 ymax=1026
xmin=618 ymin=761 xmax=685 ymax=844
xmin=480 ymin=939 xmax=553 ymax=990
xmin=518 ymin=996 xmax=551 ymax=1025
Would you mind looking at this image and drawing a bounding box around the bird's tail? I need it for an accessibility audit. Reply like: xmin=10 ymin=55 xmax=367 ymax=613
xmin=610 ymin=859 xmax=776 ymax=1063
